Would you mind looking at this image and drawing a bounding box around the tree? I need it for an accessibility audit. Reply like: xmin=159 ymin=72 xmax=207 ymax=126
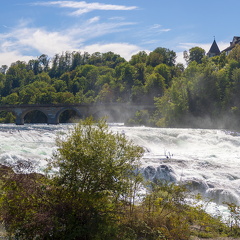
xmin=53 ymin=79 xmax=68 ymax=92
xmin=147 ymin=47 xmax=176 ymax=67
xmin=0 ymin=118 xmax=144 ymax=239
xmin=1 ymin=92 xmax=19 ymax=105
xmin=18 ymin=81 xmax=56 ymax=104
xmin=188 ymin=47 xmax=206 ymax=64
xmin=154 ymin=78 xmax=189 ymax=127
xmin=0 ymin=73 xmax=6 ymax=92
xmin=154 ymin=63 xmax=171 ymax=87
xmin=71 ymin=51 xmax=83 ymax=70
xmin=0 ymin=65 xmax=8 ymax=74
xmin=228 ymin=44 xmax=240 ymax=63
xmin=38 ymin=54 xmax=50 ymax=72
xmin=34 ymin=72 xmax=51 ymax=83
xmin=134 ymin=63 xmax=146 ymax=84
xmin=47 ymin=117 xmax=144 ymax=238
xmin=50 ymin=117 xmax=143 ymax=196
xmin=101 ymin=51 xmax=126 ymax=68
xmin=129 ymin=51 xmax=148 ymax=65
xmin=95 ymin=83 xmax=114 ymax=103
xmin=3 ymin=61 xmax=28 ymax=96
xmin=145 ymin=72 xmax=165 ymax=104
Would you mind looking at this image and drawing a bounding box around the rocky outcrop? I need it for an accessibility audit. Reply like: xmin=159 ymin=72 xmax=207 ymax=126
xmin=143 ymin=164 xmax=178 ymax=183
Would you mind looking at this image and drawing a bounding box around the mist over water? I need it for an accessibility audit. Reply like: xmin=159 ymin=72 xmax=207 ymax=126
xmin=0 ymin=124 xmax=239 ymax=215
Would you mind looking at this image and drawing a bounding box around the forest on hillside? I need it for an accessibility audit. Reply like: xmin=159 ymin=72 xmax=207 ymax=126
xmin=1 ymin=45 xmax=240 ymax=129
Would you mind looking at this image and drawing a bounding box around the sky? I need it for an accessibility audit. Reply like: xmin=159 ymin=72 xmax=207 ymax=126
xmin=0 ymin=0 xmax=240 ymax=67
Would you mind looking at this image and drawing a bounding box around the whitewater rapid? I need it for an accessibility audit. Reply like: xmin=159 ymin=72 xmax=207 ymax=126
xmin=0 ymin=124 xmax=239 ymax=212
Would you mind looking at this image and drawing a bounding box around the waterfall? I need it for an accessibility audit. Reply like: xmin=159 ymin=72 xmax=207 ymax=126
xmin=0 ymin=124 xmax=239 ymax=210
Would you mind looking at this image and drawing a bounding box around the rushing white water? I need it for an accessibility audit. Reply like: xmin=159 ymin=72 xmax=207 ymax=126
xmin=0 ymin=123 xmax=239 ymax=216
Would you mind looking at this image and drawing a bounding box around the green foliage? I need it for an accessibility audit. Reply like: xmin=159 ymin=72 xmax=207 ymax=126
xmin=0 ymin=46 xmax=240 ymax=128
xmin=1 ymin=92 xmax=19 ymax=105
xmin=0 ymin=118 xmax=144 ymax=239
xmin=147 ymin=47 xmax=176 ymax=67
xmin=145 ymin=73 xmax=165 ymax=104
xmin=129 ymin=51 xmax=148 ymax=65
xmin=49 ymin=117 xmax=144 ymax=196
xmin=188 ymin=47 xmax=206 ymax=64
xmin=228 ymin=44 xmax=240 ymax=62
xmin=155 ymin=78 xmax=189 ymax=127
xmin=126 ymin=110 xmax=153 ymax=126
xmin=18 ymin=81 xmax=57 ymax=104
xmin=225 ymin=202 xmax=240 ymax=236
xmin=0 ymin=111 xmax=15 ymax=123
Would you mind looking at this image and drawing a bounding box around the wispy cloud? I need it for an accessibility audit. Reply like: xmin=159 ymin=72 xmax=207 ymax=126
xmin=87 ymin=16 xmax=100 ymax=24
xmin=109 ymin=16 xmax=126 ymax=21
xmin=33 ymin=1 xmax=138 ymax=16
xmin=138 ymin=24 xmax=171 ymax=46
xmin=0 ymin=17 xmax=139 ymax=66
xmin=150 ymin=24 xmax=171 ymax=32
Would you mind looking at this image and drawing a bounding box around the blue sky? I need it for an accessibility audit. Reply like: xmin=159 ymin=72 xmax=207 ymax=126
xmin=0 ymin=0 xmax=239 ymax=66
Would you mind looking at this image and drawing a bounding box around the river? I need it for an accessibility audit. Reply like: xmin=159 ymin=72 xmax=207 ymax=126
xmin=0 ymin=123 xmax=239 ymax=218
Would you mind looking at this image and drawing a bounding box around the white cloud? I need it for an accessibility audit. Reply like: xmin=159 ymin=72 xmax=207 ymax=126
xmin=109 ymin=16 xmax=126 ymax=21
xmin=33 ymin=1 xmax=138 ymax=16
xmin=0 ymin=26 xmax=75 ymax=57
xmin=0 ymin=17 xmax=139 ymax=66
xmin=87 ymin=16 xmax=100 ymax=24
xmin=67 ymin=21 xmax=136 ymax=41
xmin=0 ymin=51 xmax=34 ymax=67
xmin=0 ymin=1 xmax=141 ymax=66
xmin=151 ymin=24 xmax=161 ymax=29
xmin=151 ymin=24 xmax=171 ymax=32
xmin=175 ymin=51 xmax=186 ymax=65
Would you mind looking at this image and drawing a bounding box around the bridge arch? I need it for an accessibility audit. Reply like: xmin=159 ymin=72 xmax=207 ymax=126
xmin=21 ymin=109 xmax=48 ymax=124
xmin=23 ymin=110 xmax=48 ymax=123
xmin=56 ymin=107 xmax=83 ymax=124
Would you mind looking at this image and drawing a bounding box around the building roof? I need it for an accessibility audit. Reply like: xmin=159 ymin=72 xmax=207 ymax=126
xmin=222 ymin=36 xmax=240 ymax=53
xmin=207 ymin=39 xmax=221 ymax=56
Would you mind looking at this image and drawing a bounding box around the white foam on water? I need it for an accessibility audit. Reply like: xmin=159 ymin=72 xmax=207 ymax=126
xmin=0 ymin=124 xmax=239 ymax=218
xmin=111 ymin=126 xmax=240 ymax=214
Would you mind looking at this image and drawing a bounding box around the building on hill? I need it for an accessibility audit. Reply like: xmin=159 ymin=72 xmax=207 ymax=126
xmin=207 ymin=39 xmax=221 ymax=57
xmin=222 ymin=36 xmax=240 ymax=55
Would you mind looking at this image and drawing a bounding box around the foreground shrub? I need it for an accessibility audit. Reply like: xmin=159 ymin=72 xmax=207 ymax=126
xmin=0 ymin=118 xmax=144 ymax=239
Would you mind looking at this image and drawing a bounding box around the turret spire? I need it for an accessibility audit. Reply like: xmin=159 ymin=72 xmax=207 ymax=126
xmin=207 ymin=38 xmax=220 ymax=57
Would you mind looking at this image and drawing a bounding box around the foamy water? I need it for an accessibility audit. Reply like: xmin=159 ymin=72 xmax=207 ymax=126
xmin=0 ymin=124 xmax=239 ymax=218
xmin=116 ymin=127 xmax=240 ymax=205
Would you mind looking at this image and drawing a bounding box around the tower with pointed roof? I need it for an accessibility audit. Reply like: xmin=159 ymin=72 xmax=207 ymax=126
xmin=207 ymin=39 xmax=221 ymax=57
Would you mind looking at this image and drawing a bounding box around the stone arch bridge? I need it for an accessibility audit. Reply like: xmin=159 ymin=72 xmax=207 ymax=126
xmin=0 ymin=103 xmax=155 ymax=125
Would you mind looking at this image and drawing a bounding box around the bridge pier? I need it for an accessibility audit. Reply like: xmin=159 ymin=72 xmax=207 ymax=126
xmin=47 ymin=114 xmax=59 ymax=124
xmin=13 ymin=109 xmax=24 ymax=125
xmin=16 ymin=116 xmax=24 ymax=125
